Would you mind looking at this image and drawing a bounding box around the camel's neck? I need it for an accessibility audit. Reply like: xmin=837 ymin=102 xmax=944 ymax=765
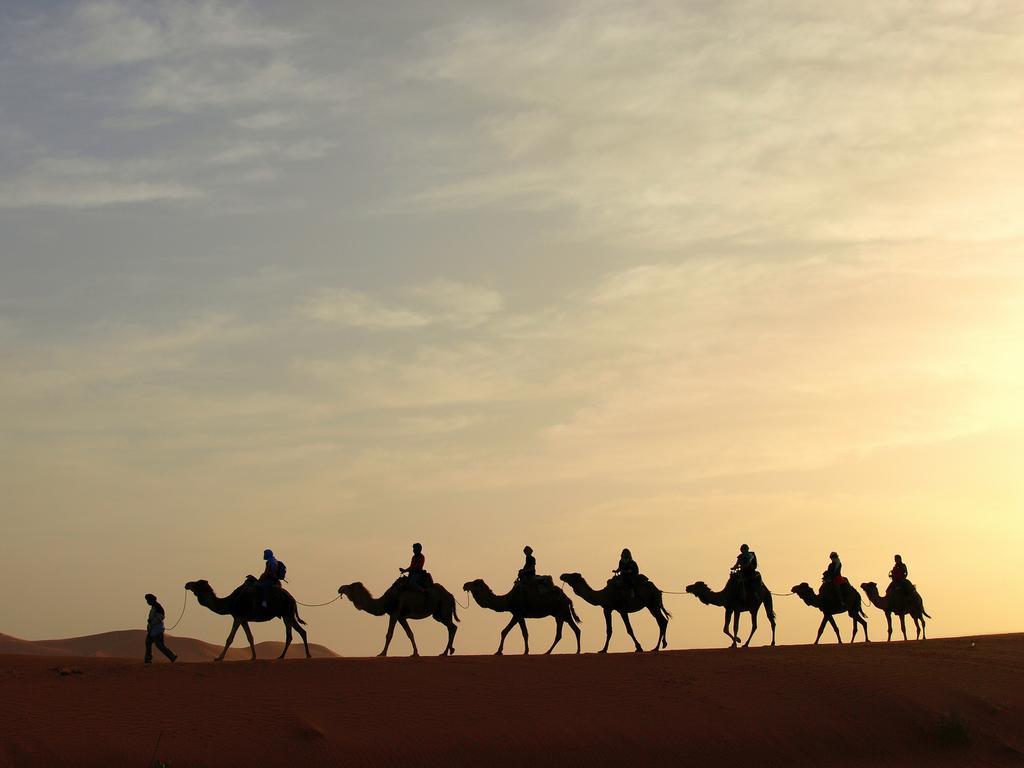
xmin=471 ymin=584 xmax=511 ymax=612
xmin=698 ymin=586 xmax=729 ymax=607
xmin=197 ymin=590 xmax=234 ymax=616
xmin=346 ymin=586 xmax=390 ymax=617
xmin=797 ymin=590 xmax=821 ymax=609
xmin=567 ymin=578 xmax=606 ymax=607
xmin=864 ymin=588 xmax=886 ymax=610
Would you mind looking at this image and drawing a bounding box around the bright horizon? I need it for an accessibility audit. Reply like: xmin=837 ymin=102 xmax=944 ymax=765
xmin=2 ymin=1 xmax=1022 ymax=656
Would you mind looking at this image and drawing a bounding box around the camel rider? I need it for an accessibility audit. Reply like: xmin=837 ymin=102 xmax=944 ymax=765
xmin=258 ymin=548 xmax=281 ymax=608
xmin=614 ymin=548 xmax=640 ymax=599
xmin=400 ymin=542 xmax=427 ymax=592
xmin=887 ymin=554 xmax=909 ymax=597
xmin=823 ymin=551 xmax=846 ymax=610
xmin=517 ymin=546 xmax=537 ymax=583
xmin=731 ymin=544 xmax=759 ymax=599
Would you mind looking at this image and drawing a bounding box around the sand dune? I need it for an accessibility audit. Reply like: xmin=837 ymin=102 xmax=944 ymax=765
xmin=1 ymin=633 xmax=1021 ymax=767
xmin=0 ymin=630 xmax=338 ymax=662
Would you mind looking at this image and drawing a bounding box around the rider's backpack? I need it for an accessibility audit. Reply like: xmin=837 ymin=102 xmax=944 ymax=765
xmin=276 ymin=560 xmax=287 ymax=581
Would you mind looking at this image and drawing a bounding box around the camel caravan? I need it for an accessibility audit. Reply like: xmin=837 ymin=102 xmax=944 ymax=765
xmin=177 ymin=545 xmax=930 ymax=660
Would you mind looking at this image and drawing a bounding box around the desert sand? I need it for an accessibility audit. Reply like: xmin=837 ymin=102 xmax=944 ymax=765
xmin=0 ymin=630 xmax=337 ymax=663
xmin=1 ymin=633 xmax=1021 ymax=768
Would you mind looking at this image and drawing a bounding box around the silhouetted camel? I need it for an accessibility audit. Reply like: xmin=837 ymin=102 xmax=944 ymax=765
xmin=185 ymin=578 xmax=310 ymax=661
xmin=791 ymin=581 xmax=869 ymax=644
xmin=860 ymin=581 xmax=931 ymax=641
xmin=685 ymin=578 xmax=776 ymax=648
xmin=559 ymin=572 xmax=669 ymax=652
xmin=463 ymin=579 xmax=582 ymax=655
xmin=338 ymin=579 xmax=459 ymax=656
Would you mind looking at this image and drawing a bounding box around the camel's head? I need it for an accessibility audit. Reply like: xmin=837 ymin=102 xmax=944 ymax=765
xmin=559 ymin=572 xmax=582 ymax=585
xmin=685 ymin=581 xmax=707 ymax=595
xmin=861 ymin=581 xmax=877 ymax=594
xmin=462 ymin=579 xmax=485 ymax=593
xmin=791 ymin=582 xmax=812 ymax=597
xmin=337 ymin=583 xmax=364 ymax=601
xmin=184 ymin=579 xmax=211 ymax=595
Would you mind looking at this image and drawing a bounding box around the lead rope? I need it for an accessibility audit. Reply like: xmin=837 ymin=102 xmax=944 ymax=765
xmin=164 ymin=589 xmax=188 ymax=631
xmin=454 ymin=591 xmax=471 ymax=610
xmin=296 ymin=594 xmax=342 ymax=607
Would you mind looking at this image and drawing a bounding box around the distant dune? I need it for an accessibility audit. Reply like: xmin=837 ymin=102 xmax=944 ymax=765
xmin=1 ymin=633 xmax=1021 ymax=767
xmin=0 ymin=630 xmax=338 ymax=662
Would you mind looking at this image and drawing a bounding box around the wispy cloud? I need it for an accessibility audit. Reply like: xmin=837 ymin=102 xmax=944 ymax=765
xmin=0 ymin=157 xmax=202 ymax=208
xmin=405 ymin=2 xmax=1024 ymax=248
xmin=300 ymin=280 xmax=503 ymax=331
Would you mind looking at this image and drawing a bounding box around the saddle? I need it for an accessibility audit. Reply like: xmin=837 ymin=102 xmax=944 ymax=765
xmin=515 ymin=574 xmax=555 ymax=595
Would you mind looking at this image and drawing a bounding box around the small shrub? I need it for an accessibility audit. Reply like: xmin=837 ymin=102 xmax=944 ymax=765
xmin=936 ymin=710 xmax=970 ymax=746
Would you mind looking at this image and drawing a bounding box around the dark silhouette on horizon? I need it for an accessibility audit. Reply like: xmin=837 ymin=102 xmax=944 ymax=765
xmin=463 ymin=578 xmax=582 ymax=655
xmin=791 ymin=580 xmax=870 ymax=644
xmin=861 ymin=579 xmax=931 ymax=641
xmin=185 ymin=578 xmax=311 ymax=661
xmin=559 ymin=570 xmax=670 ymax=653
xmin=143 ymin=593 xmax=177 ymax=664
xmin=338 ymin=577 xmax=459 ymax=656
xmin=685 ymin=577 xmax=776 ymax=648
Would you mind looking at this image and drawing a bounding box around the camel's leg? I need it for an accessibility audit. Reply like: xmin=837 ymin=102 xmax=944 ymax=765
xmin=885 ymin=611 xmax=893 ymax=641
xmin=732 ymin=612 xmax=742 ymax=645
xmin=919 ymin=614 xmax=926 ymax=640
xmin=545 ymin=618 xmax=563 ymax=655
xmin=768 ymin=608 xmax=777 ymax=646
xmin=279 ymin=618 xmax=292 ymax=659
xmin=646 ymin=604 xmax=666 ymax=651
xmin=898 ymin=614 xmax=908 ymax=641
xmin=496 ymin=616 xmax=518 ymax=655
xmin=518 ymin=618 xmax=529 ymax=655
xmin=861 ymin=616 xmax=870 ymax=643
xmin=241 ymin=622 xmax=257 ymax=660
xmin=814 ymin=616 xmax=828 ymax=644
xmin=217 ymin=619 xmax=242 ymax=661
xmin=438 ymin=619 xmax=457 ymax=656
xmin=743 ymin=607 xmax=758 ymax=648
xmin=380 ymin=615 xmax=398 ymax=657
xmin=567 ymin=615 xmax=581 ymax=654
xmin=828 ymin=615 xmax=843 ymax=643
xmin=600 ymin=607 xmax=614 ymax=653
xmin=619 ymin=611 xmax=643 ymax=652
xmin=723 ymin=609 xmax=737 ymax=647
xmin=291 ymin=616 xmax=310 ymax=658
xmin=398 ymin=617 xmax=419 ymax=657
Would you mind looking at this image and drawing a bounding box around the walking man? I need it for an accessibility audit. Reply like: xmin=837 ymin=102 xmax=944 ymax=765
xmin=144 ymin=593 xmax=177 ymax=664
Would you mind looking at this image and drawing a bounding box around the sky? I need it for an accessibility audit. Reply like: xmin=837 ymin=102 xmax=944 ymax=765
xmin=1 ymin=0 xmax=1022 ymax=657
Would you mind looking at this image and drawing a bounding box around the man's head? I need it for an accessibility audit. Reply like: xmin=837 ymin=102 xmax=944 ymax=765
xmin=524 ymin=546 xmax=533 ymax=555
xmin=894 ymin=554 xmax=903 ymax=563
xmin=263 ymin=549 xmax=273 ymax=560
xmin=830 ymin=551 xmax=839 ymax=560
xmin=413 ymin=542 xmax=422 ymax=553
xmin=621 ymin=548 xmax=632 ymax=560
xmin=740 ymin=544 xmax=749 ymax=553
xmin=144 ymin=593 xmax=156 ymax=605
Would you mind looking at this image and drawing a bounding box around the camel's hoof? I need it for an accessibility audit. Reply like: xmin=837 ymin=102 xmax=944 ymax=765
xmin=214 ymin=657 xmax=224 ymax=663
xmin=411 ymin=652 xmax=419 ymax=657
xmin=377 ymin=652 xmax=386 ymax=657
xmin=494 ymin=651 xmax=503 ymax=656
xmin=633 ymin=647 xmax=643 ymax=653
xmin=598 ymin=649 xmax=608 ymax=655
xmin=305 ymin=654 xmax=311 ymax=659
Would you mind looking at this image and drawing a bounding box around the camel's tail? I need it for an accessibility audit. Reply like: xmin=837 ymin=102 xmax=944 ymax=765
xmin=661 ymin=603 xmax=672 ymax=620
xmin=569 ymin=600 xmax=583 ymax=624
xmin=293 ymin=603 xmax=307 ymax=626
xmin=449 ymin=590 xmax=461 ymax=623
